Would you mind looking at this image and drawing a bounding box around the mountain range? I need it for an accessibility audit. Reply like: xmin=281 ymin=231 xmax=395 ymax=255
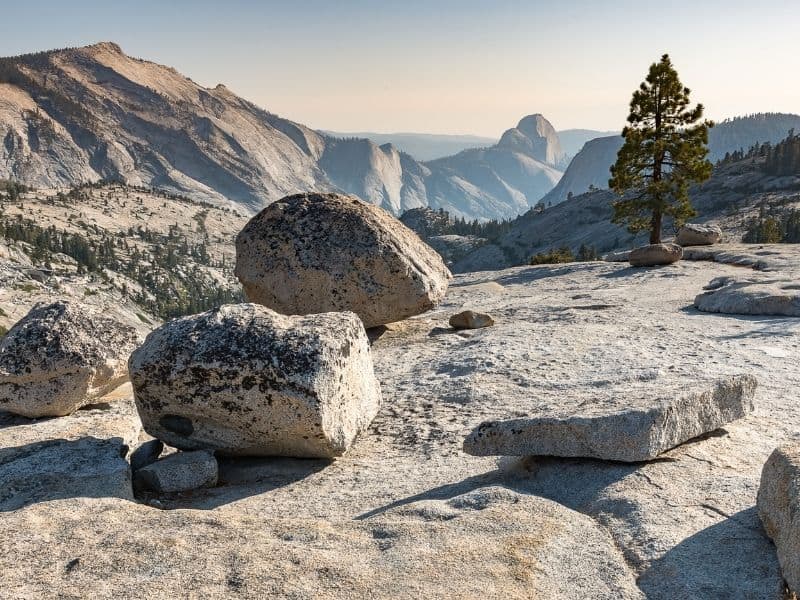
xmin=0 ymin=43 xmax=567 ymax=220
xmin=323 ymin=128 xmax=614 ymax=163
xmin=541 ymin=113 xmax=800 ymax=205
xmin=1 ymin=42 xmax=798 ymax=224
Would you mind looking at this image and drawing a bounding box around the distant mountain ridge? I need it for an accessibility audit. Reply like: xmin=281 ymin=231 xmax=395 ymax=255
xmin=540 ymin=113 xmax=800 ymax=205
xmin=321 ymin=131 xmax=498 ymax=161
xmin=0 ymin=42 xmax=562 ymax=220
xmin=325 ymin=128 xmax=617 ymax=163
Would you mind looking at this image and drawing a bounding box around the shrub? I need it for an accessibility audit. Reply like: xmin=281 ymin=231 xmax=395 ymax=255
xmin=529 ymin=246 xmax=575 ymax=265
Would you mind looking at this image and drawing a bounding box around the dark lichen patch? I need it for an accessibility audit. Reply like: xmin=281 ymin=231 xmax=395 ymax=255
xmin=159 ymin=414 xmax=194 ymax=436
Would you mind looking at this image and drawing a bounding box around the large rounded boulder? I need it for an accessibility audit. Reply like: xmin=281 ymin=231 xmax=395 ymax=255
xmin=0 ymin=301 xmax=140 ymax=418
xmin=629 ymin=243 xmax=683 ymax=267
xmin=128 ymin=303 xmax=382 ymax=458
xmin=234 ymin=193 xmax=451 ymax=328
xmin=676 ymin=223 xmax=722 ymax=246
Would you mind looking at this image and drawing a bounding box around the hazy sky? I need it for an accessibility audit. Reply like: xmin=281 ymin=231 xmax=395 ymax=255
xmin=2 ymin=1 xmax=799 ymax=136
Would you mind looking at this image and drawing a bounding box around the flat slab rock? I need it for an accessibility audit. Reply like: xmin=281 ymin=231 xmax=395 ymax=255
xmin=0 ymin=488 xmax=643 ymax=599
xmin=464 ymin=375 xmax=757 ymax=462
xmin=695 ymin=277 xmax=800 ymax=317
xmin=758 ymin=443 xmax=800 ymax=594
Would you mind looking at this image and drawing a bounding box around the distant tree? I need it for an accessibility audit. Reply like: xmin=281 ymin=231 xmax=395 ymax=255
xmin=609 ymin=54 xmax=713 ymax=244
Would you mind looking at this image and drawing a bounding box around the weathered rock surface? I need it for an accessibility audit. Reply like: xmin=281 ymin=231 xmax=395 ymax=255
xmin=134 ymin=450 xmax=218 ymax=494
xmin=758 ymin=443 xmax=800 ymax=594
xmin=449 ymin=310 xmax=495 ymax=329
xmin=695 ymin=277 xmax=800 ymax=316
xmin=0 ymin=396 xmax=140 ymax=511
xmin=0 ymin=301 xmax=140 ymax=417
xmin=4 ymin=253 xmax=800 ymax=598
xmin=676 ymin=223 xmax=722 ymax=246
xmin=0 ymin=487 xmax=642 ymax=599
xmin=234 ymin=192 xmax=451 ymax=328
xmin=463 ymin=375 xmax=757 ymax=461
xmin=629 ymin=243 xmax=683 ymax=267
xmin=129 ymin=303 xmax=382 ymax=457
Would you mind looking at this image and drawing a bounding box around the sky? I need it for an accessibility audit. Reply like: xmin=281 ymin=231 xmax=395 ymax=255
xmin=2 ymin=0 xmax=799 ymax=137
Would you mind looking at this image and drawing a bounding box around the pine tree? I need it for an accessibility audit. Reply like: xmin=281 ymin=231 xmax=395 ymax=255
xmin=609 ymin=54 xmax=713 ymax=244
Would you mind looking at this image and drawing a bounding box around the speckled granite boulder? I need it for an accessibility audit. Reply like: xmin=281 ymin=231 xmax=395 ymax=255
xmin=0 ymin=301 xmax=140 ymax=417
xmin=758 ymin=443 xmax=800 ymax=594
xmin=129 ymin=303 xmax=382 ymax=458
xmin=629 ymin=243 xmax=683 ymax=267
xmin=463 ymin=375 xmax=757 ymax=462
xmin=676 ymin=223 xmax=722 ymax=246
xmin=234 ymin=193 xmax=451 ymax=328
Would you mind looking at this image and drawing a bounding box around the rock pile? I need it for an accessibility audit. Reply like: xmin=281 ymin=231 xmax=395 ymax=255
xmin=235 ymin=193 xmax=451 ymax=327
xmin=0 ymin=301 xmax=140 ymax=418
xmin=129 ymin=303 xmax=382 ymax=458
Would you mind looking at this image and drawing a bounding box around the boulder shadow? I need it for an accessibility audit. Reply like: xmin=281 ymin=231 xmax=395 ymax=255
xmin=635 ymin=507 xmax=782 ymax=599
xmin=151 ymin=455 xmax=331 ymax=511
xmin=0 ymin=410 xmax=32 ymax=431
xmin=0 ymin=436 xmax=132 ymax=512
xmin=355 ymin=455 xmax=647 ymax=521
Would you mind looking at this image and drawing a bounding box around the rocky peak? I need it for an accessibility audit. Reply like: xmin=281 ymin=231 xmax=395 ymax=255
xmin=498 ymin=113 xmax=564 ymax=166
xmin=84 ymin=41 xmax=124 ymax=54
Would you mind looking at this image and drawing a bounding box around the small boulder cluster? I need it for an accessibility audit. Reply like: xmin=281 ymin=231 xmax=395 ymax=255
xmin=626 ymin=223 xmax=722 ymax=267
xmin=0 ymin=192 xmax=452 ymax=495
xmin=128 ymin=193 xmax=452 ymax=490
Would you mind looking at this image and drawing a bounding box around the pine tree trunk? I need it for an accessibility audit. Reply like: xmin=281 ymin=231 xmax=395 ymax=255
xmin=650 ymin=209 xmax=662 ymax=244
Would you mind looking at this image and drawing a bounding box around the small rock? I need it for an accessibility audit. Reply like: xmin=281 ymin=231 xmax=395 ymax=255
xmin=758 ymin=443 xmax=800 ymax=594
xmin=463 ymin=375 xmax=757 ymax=462
xmin=234 ymin=192 xmax=451 ymax=328
xmin=603 ymin=250 xmax=631 ymax=262
xmin=449 ymin=310 xmax=495 ymax=329
xmin=0 ymin=301 xmax=140 ymax=417
xmin=129 ymin=303 xmax=382 ymax=458
xmin=695 ymin=278 xmax=800 ymax=316
xmin=129 ymin=439 xmax=164 ymax=471
xmin=676 ymin=223 xmax=722 ymax=246
xmin=133 ymin=450 xmax=218 ymax=494
xmin=628 ymin=243 xmax=683 ymax=267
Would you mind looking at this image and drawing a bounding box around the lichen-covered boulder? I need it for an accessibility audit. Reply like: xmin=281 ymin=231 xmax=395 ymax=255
xmin=629 ymin=243 xmax=683 ymax=267
xmin=676 ymin=223 xmax=722 ymax=246
xmin=234 ymin=193 xmax=451 ymax=328
xmin=0 ymin=301 xmax=140 ymax=418
xmin=128 ymin=303 xmax=382 ymax=458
